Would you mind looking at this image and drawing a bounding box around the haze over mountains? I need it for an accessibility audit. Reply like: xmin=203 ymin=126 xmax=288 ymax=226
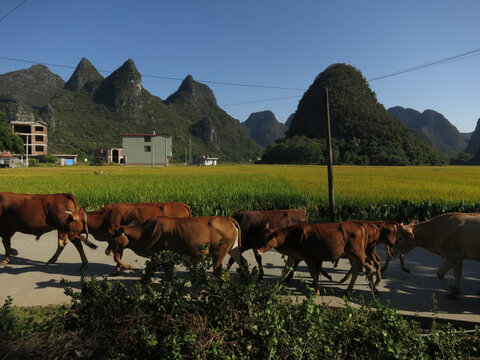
xmin=0 ymin=59 xmax=479 ymax=164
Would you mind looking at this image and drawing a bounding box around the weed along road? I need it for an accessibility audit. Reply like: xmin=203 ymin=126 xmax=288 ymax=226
xmin=1 ymin=231 xmax=480 ymax=325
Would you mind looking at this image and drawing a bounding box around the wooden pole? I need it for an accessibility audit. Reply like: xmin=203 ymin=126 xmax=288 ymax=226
xmin=325 ymin=88 xmax=335 ymax=221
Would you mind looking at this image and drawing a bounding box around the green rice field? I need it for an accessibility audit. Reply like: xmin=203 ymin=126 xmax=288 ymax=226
xmin=1 ymin=165 xmax=479 ymax=222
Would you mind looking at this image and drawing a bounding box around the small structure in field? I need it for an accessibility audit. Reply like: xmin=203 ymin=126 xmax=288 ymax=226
xmin=194 ymin=155 xmax=218 ymax=166
xmin=52 ymin=154 xmax=78 ymax=166
xmin=123 ymin=132 xmax=172 ymax=166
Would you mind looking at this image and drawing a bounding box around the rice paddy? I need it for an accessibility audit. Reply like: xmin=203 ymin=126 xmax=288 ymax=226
xmin=0 ymin=164 xmax=479 ymax=221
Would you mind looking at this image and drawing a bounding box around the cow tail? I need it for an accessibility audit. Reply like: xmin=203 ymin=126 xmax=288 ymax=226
xmin=228 ymin=217 xmax=244 ymax=266
xmin=231 ymin=217 xmax=241 ymax=250
xmin=184 ymin=203 xmax=192 ymax=217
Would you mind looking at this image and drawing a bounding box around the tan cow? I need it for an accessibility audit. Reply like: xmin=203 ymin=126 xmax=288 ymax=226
xmin=106 ymin=215 xmax=243 ymax=276
xmin=47 ymin=201 xmax=191 ymax=265
xmin=394 ymin=212 xmax=480 ymax=298
xmin=0 ymin=192 xmax=95 ymax=268
xmin=257 ymin=221 xmax=375 ymax=295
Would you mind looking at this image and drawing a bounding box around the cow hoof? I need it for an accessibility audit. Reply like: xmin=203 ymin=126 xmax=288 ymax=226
xmin=80 ymin=263 xmax=88 ymax=271
xmin=109 ymin=271 xmax=119 ymax=276
xmin=10 ymin=248 xmax=18 ymax=256
xmin=46 ymin=258 xmax=57 ymax=265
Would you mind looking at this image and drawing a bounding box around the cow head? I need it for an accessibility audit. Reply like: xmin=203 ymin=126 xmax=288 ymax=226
xmin=393 ymin=224 xmax=415 ymax=256
xmin=256 ymin=223 xmax=278 ymax=254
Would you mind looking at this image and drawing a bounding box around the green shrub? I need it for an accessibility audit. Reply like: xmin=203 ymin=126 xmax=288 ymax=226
xmin=2 ymin=251 xmax=479 ymax=359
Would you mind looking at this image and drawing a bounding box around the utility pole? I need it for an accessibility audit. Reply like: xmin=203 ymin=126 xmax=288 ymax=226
xmin=188 ymin=137 xmax=192 ymax=165
xmin=325 ymin=88 xmax=335 ymax=221
xmin=25 ymin=134 xmax=29 ymax=168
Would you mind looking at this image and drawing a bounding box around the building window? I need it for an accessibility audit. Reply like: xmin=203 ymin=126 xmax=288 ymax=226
xmin=144 ymin=146 xmax=151 ymax=152
xmin=35 ymin=145 xmax=44 ymax=152
xmin=35 ymin=135 xmax=44 ymax=142
xmin=35 ymin=126 xmax=44 ymax=132
xmin=144 ymin=136 xmax=151 ymax=142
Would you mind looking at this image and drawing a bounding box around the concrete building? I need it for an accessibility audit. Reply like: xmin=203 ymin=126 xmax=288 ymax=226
xmin=94 ymin=148 xmax=125 ymax=164
xmin=10 ymin=121 xmax=48 ymax=156
xmin=122 ymin=132 xmax=172 ymax=166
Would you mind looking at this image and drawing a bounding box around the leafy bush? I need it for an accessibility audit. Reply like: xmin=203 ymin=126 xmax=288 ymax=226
xmin=2 ymin=252 xmax=479 ymax=359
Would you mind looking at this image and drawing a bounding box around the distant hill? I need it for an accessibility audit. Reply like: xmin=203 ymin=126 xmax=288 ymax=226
xmin=0 ymin=59 xmax=262 ymax=162
xmin=0 ymin=64 xmax=64 ymax=108
xmin=464 ymin=118 xmax=480 ymax=155
xmin=263 ymin=63 xmax=447 ymax=165
xmin=242 ymin=110 xmax=287 ymax=147
xmin=387 ymin=106 xmax=467 ymax=156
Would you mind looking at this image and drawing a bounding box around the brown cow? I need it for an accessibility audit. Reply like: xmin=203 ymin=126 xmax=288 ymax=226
xmin=226 ymin=209 xmax=309 ymax=278
xmin=257 ymin=221 xmax=375 ymax=295
xmin=394 ymin=212 xmax=480 ymax=298
xmin=106 ymin=215 xmax=243 ymax=276
xmin=47 ymin=201 xmax=192 ymax=264
xmin=0 ymin=192 xmax=96 ymax=268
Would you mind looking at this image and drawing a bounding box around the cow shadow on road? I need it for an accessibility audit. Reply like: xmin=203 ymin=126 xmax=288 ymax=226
xmin=0 ymin=255 xmax=142 ymax=280
xmin=261 ymin=261 xmax=480 ymax=318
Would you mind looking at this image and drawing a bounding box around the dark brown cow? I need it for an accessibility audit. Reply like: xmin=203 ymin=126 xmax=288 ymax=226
xmin=226 ymin=209 xmax=308 ymax=277
xmin=106 ymin=215 xmax=242 ymax=276
xmin=48 ymin=201 xmax=192 ymax=264
xmin=257 ymin=221 xmax=375 ymax=295
xmin=0 ymin=192 xmax=96 ymax=268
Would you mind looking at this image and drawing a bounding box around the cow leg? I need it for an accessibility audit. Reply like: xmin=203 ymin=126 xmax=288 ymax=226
xmin=399 ymin=254 xmax=410 ymax=273
xmin=226 ymin=249 xmax=248 ymax=270
xmin=381 ymin=245 xmax=393 ymax=274
xmin=110 ymin=250 xmax=133 ymax=276
xmin=305 ymin=260 xmax=320 ymax=296
xmin=282 ymin=257 xmax=300 ymax=283
xmin=1 ymin=232 xmax=15 ymax=265
xmin=252 ymin=250 xmax=265 ymax=279
xmin=70 ymin=237 xmax=89 ymax=269
xmin=47 ymin=234 xmax=69 ymax=265
xmin=437 ymin=258 xmax=457 ymax=298
xmin=451 ymin=261 xmax=463 ymax=296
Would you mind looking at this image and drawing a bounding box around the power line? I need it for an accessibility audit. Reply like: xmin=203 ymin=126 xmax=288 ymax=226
xmin=220 ymin=95 xmax=301 ymax=107
xmin=367 ymin=48 xmax=480 ymax=81
xmin=0 ymin=56 xmax=306 ymax=91
xmin=0 ymin=46 xmax=479 ymax=107
xmin=0 ymin=0 xmax=27 ymax=23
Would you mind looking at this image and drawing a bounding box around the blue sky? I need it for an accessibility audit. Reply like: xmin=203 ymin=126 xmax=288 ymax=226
xmin=1 ymin=0 xmax=479 ymax=132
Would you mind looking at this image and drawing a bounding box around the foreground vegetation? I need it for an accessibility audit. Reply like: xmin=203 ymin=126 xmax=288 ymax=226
xmin=1 ymin=165 xmax=479 ymax=223
xmin=1 ymin=252 xmax=479 ymax=359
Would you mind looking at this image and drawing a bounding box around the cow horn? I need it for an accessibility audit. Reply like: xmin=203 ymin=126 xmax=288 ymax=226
xmin=64 ymin=210 xmax=73 ymax=215
xmin=83 ymin=211 xmax=89 ymax=240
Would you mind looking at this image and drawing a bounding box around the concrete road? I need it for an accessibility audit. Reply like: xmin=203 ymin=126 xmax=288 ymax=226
xmin=1 ymin=231 xmax=480 ymax=325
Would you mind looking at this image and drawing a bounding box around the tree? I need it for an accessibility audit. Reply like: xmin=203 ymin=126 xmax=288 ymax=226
xmin=0 ymin=111 xmax=24 ymax=154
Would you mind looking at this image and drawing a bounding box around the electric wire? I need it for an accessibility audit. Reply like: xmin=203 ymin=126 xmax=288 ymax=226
xmin=0 ymin=0 xmax=27 ymax=23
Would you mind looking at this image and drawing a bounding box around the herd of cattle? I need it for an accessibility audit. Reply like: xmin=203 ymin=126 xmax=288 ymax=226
xmin=1 ymin=191 xmax=479 ymax=299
